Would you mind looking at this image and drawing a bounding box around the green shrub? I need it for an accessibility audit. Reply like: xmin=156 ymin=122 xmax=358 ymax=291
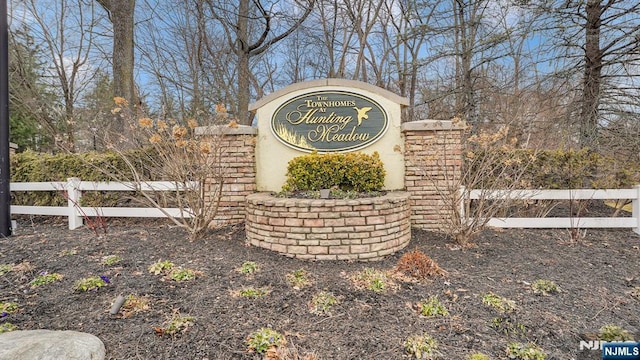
xmin=10 ymin=149 xmax=157 ymax=206
xmin=283 ymin=152 xmax=385 ymax=192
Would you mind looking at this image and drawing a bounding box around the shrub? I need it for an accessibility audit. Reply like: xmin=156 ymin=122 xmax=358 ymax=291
xmin=10 ymin=149 xmax=154 ymax=206
xmin=283 ymin=152 xmax=385 ymax=192
xmin=396 ymin=249 xmax=446 ymax=280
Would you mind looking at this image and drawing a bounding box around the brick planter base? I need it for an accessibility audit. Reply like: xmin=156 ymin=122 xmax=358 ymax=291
xmin=245 ymin=192 xmax=411 ymax=261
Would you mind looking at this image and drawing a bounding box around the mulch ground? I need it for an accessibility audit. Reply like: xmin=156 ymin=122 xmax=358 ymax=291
xmin=1 ymin=217 xmax=639 ymax=360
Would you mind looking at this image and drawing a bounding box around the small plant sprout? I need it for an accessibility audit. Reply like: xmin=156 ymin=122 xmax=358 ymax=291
xmin=286 ymin=269 xmax=310 ymax=289
xmin=239 ymin=261 xmax=258 ymax=275
xmin=120 ymin=295 xmax=151 ymax=318
xmin=155 ymin=312 xmax=194 ymax=336
xmin=310 ymin=291 xmax=338 ymax=316
xmin=531 ymin=279 xmax=560 ymax=295
xmin=598 ymin=324 xmax=634 ymax=341
xmin=0 ymin=264 xmax=12 ymax=276
xmin=246 ymin=328 xmax=286 ymax=354
xmin=148 ymin=260 xmax=175 ymax=275
xmin=418 ymin=296 xmax=449 ymax=317
xmin=74 ymin=276 xmax=109 ymax=292
xmin=353 ymin=268 xmax=391 ymax=293
xmin=29 ymin=272 xmax=63 ymax=288
xmin=404 ymin=333 xmax=439 ymax=359
xmin=237 ymin=287 xmax=270 ymax=298
xmin=467 ymin=353 xmax=490 ymax=360
xmin=1 ymin=302 xmax=19 ymax=316
xmin=102 ymin=255 xmax=122 ymax=266
xmin=58 ymin=249 xmax=78 ymax=257
xmin=0 ymin=323 xmax=17 ymax=334
xmin=482 ymin=292 xmax=516 ymax=313
xmin=491 ymin=317 xmax=526 ymax=337
xmin=505 ymin=342 xmax=546 ymax=360
xmin=170 ymin=267 xmax=200 ymax=282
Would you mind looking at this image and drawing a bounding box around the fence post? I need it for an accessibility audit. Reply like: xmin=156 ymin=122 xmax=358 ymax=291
xmin=459 ymin=185 xmax=466 ymax=223
xmin=66 ymin=177 xmax=83 ymax=230
xmin=634 ymin=185 xmax=640 ymax=235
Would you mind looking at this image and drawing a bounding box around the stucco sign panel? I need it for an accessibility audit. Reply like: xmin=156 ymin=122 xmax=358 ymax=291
xmin=271 ymin=90 xmax=388 ymax=153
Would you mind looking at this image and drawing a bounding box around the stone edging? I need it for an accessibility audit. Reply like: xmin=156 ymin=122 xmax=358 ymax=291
xmin=245 ymin=192 xmax=411 ymax=261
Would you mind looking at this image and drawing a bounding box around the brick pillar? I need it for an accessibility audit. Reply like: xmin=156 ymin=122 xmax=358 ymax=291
xmin=196 ymin=125 xmax=257 ymax=227
xmin=402 ymin=120 xmax=464 ymax=231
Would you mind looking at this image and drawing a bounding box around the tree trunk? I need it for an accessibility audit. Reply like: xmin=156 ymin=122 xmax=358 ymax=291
xmin=236 ymin=0 xmax=252 ymax=125
xmin=579 ymin=0 xmax=603 ymax=148
xmin=97 ymin=0 xmax=136 ymax=133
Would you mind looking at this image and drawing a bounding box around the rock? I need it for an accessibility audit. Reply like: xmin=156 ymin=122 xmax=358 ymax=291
xmin=0 ymin=330 xmax=105 ymax=360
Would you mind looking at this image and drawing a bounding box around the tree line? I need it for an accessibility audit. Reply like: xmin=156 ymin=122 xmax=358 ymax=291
xmin=7 ymin=0 xmax=640 ymax=161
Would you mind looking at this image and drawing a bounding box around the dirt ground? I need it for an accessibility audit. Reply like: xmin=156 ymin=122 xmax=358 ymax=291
xmin=1 ymin=216 xmax=639 ymax=360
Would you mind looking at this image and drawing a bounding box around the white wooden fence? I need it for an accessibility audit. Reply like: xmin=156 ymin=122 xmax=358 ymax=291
xmin=11 ymin=177 xmax=197 ymax=230
xmin=464 ymin=186 xmax=640 ymax=234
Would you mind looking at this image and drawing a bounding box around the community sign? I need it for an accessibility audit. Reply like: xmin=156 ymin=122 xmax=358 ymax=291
xmin=271 ymin=91 xmax=388 ymax=153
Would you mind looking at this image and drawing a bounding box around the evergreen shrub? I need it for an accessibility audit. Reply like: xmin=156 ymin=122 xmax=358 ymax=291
xmin=283 ymin=152 xmax=385 ymax=192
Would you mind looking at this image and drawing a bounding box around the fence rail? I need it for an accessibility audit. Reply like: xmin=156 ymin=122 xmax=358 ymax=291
xmin=11 ymin=177 xmax=198 ymax=230
xmin=464 ymin=186 xmax=640 ymax=234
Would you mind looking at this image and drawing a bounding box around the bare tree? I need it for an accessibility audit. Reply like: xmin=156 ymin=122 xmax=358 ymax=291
xmin=200 ymin=0 xmax=315 ymax=125
xmin=18 ymin=0 xmax=104 ymax=151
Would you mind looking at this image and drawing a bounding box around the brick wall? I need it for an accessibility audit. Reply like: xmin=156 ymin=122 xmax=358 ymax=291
xmin=197 ymin=126 xmax=257 ymax=227
xmin=245 ymin=192 xmax=411 ymax=261
xmin=402 ymin=120 xmax=464 ymax=231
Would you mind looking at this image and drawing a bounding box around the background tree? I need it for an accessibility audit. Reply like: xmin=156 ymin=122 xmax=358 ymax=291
xmin=96 ymin=0 xmax=136 ymax=133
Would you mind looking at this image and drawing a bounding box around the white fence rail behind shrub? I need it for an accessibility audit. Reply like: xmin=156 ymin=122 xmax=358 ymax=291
xmin=464 ymin=186 xmax=640 ymax=234
xmin=11 ymin=177 xmax=198 ymax=230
